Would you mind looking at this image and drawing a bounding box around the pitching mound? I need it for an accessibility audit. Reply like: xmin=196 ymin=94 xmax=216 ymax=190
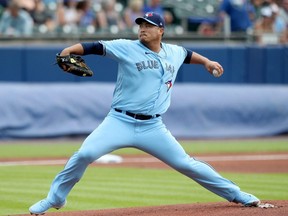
xmin=16 ymin=201 xmax=287 ymax=216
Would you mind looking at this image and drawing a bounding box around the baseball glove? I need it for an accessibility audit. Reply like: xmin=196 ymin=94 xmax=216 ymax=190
xmin=56 ymin=53 xmax=93 ymax=77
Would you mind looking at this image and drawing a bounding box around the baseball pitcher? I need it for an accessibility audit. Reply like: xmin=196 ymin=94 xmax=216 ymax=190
xmin=29 ymin=12 xmax=260 ymax=215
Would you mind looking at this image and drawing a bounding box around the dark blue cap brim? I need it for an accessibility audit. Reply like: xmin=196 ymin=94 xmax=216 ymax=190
xmin=135 ymin=17 xmax=160 ymax=27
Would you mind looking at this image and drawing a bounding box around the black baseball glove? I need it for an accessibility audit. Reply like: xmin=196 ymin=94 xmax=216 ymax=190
xmin=56 ymin=53 xmax=93 ymax=77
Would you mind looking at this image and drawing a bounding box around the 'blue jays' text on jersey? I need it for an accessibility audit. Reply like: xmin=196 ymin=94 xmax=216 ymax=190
xmin=101 ymin=39 xmax=187 ymax=115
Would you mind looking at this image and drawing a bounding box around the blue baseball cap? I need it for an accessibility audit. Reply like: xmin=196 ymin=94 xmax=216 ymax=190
xmin=135 ymin=12 xmax=165 ymax=28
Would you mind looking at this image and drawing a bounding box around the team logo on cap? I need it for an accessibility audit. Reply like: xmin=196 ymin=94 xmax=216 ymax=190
xmin=145 ymin=12 xmax=153 ymax=17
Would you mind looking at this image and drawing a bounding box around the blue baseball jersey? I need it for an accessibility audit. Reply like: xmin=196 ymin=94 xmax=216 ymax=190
xmin=101 ymin=39 xmax=187 ymax=115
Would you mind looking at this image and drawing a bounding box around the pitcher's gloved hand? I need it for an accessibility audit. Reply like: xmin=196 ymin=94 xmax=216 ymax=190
xmin=56 ymin=53 xmax=93 ymax=77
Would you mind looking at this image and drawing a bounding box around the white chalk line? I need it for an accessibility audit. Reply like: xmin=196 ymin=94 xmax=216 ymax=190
xmin=0 ymin=154 xmax=288 ymax=167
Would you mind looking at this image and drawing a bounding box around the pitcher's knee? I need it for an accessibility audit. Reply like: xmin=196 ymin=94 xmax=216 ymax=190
xmin=76 ymin=150 xmax=95 ymax=164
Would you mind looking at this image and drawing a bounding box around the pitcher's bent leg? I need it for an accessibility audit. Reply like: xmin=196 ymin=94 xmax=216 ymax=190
xmin=47 ymin=150 xmax=91 ymax=205
xmin=46 ymin=113 xmax=132 ymax=205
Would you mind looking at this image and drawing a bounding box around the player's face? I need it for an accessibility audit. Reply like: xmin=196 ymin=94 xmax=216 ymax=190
xmin=138 ymin=22 xmax=164 ymax=43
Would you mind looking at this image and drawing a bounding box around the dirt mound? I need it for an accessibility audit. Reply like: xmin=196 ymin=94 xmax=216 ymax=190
xmin=16 ymin=201 xmax=287 ymax=216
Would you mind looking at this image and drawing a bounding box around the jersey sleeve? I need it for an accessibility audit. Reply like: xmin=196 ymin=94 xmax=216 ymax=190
xmin=162 ymin=43 xmax=189 ymax=70
xmin=183 ymin=48 xmax=193 ymax=64
xmin=172 ymin=45 xmax=189 ymax=66
xmin=100 ymin=39 xmax=131 ymax=62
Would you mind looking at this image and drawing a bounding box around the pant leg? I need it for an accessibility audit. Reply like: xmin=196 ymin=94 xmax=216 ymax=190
xmin=135 ymin=119 xmax=240 ymax=202
xmin=47 ymin=111 xmax=134 ymax=205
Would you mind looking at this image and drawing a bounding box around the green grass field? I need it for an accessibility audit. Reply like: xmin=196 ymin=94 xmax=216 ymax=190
xmin=0 ymin=139 xmax=287 ymax=215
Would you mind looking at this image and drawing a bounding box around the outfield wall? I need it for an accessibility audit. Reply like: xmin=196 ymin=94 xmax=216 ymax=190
xmin=0 ymin=44 xmax=287 ymax=84
xmin=1 ymin=83 xmax=287 ymax=139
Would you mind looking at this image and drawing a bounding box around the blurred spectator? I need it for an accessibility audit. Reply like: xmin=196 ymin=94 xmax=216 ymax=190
xmin=251 ymin=0 xmax=264 ymax=19
xmin=42 ymin=0 xmax=58 ymax=12
xmin=264 ymin=0 xmax=287 ymax=43
xmin=279 ymin=0 xmax=288 ymax=23
xmin=97 ymin=0 xmax=125 ymax=33
xmin=264 ymin=0 xmax=281 ymax=28
xmin=16 ymin=0 xmax=36 ymax=11
xmin=163 ymin=10 xmax=173 ymax=25
xmin=197 ymin=21 xmax=217 ymax=36
xmin=143 ymin=0 xmax=164 ymax=16
xmin=279 ymin=0 xmax=288 ymax=43
xmin=0 ymin=0 xmax=8 ymax=19
xmin=254 ymin=6 xmax=286 ymax=44
xmin=217 ymin=0 xmax=256 ymax=33
xmin=43 ymin=0 xmax=58 ymax=5
xmin=0 ymin=0 xmax=8 ymax=8
xmin=269 ymin=0 xmax=286 ymax=33
xmin=76 ymin=0 xmax=97 ymax=33
xmin=56 ymin=0 xmax=81 ymax=33
xmin=30 ymin=0 xmax=56 ymax=33
xmin=143 ymin=0 xmax=177 ymax=30
xmin=0 ymin=0 xmax=34 ymax=36
xmin=123 ymin=0 xmax=144 ymax=31
xmin=266 ymin=0 xmax=280 ymax=14
xmin=163 ymin=10 xmax=179 ymax=34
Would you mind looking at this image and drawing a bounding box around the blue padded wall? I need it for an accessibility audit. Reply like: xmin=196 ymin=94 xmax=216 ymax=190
xmin=246 ymin=46 xmax=266 ymax=83
xmin=0 ymin=44 xmax=287 ymax=84
xmin=25 ymin=46 xmax=77 ymax=82
xmin=226 ymin=46 xmax=246 ymax=83
xmin=265 ymin=46 xmax=285 ymax=84
xmin=285 ymin=47 xmax=288 ymax=83
xmin=0 ymin=47 xmax=24 ymax=81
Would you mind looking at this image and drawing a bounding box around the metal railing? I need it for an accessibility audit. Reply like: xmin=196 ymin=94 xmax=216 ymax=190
xmin=0 ymin=31 xmax=252 ymax=45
